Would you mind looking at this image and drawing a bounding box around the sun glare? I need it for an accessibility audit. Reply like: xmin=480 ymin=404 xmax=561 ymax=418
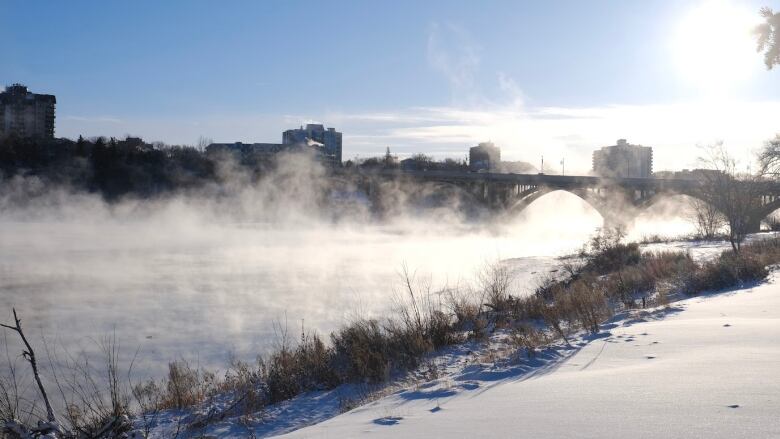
xmin=672 ymin=1 xmax=759 ymax=93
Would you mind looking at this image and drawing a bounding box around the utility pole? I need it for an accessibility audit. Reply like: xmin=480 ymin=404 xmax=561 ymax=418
xmin=541 ymin=155 xmax=544 ymax=174
xmin=561 ymin=158 xmax=565 ymax=176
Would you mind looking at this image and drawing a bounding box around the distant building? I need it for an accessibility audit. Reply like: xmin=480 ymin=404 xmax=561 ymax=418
xmin=654 ymin=168 xmax=723 ymax=180
xmin=469 ymin=142 xmax=501 ymax=172
xmin=283 ymin=124 xmax=342 ymax=164
xmin=400 ymin=157 xmax=417 ymax=171
xmin=205 ymin=142 xmax=286 ymax=156
xmin=0 ymin=84 xmax=56 ymax=140
xmin=496 ymin=160 xmax=535 ymax=174
xmin=592 ymin=139 xmax=653 ymax=178
xmin=205 ymin=139 xmax=333 ymax=164
xmin=399 ymin=154 xmax=434 ymax=171
xmin=206 ymin=124 xmax=343 ymax=165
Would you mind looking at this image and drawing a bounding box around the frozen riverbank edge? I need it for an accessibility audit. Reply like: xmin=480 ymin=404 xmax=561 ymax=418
xmin=144 ymin=236 xmax=780 ymax=439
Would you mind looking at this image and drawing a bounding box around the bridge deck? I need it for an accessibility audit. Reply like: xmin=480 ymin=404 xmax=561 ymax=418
xmin=348 ymin=168 xmax=703 ymax=191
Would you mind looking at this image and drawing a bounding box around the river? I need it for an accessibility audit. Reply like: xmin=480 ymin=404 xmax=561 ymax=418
xmin=0 ymin=188 xmax=694 ymax=377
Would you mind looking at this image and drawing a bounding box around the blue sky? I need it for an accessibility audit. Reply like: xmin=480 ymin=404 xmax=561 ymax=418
xmin=2 ymin=0 xmax=779 ymax=172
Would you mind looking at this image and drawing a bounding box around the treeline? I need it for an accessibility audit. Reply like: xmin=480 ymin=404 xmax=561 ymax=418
xmin=0 ymin=136 xmax=481 ymax=200
xmin=0 ymin=136 xmax=220 ymax=199
xmin=347 ymin=151 xmax=470 ymax=172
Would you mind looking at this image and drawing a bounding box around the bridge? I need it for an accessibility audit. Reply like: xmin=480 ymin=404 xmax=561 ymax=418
xmin=339 ymin=168 xmax=780 ymax=231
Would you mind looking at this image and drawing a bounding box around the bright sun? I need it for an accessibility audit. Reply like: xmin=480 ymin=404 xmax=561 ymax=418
xmin=672 ymin=1 xmax=759 ymax=92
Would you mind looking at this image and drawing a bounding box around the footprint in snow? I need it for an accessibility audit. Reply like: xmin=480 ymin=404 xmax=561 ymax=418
xmin=727 ymin=404 xmax=740 ymax=409
xmin=646 ymin=355 xmax=656 ymax=359
xmin=460 ymin=381 xmax=480 ymax=390
xmin=723 ymin=324 xmax=732 ymax=327
xmin=374 ymin=416 xmax=403 ymax=426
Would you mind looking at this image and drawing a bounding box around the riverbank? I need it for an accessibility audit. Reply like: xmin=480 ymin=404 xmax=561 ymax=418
xmin=279 ymin=268 xmax=780 ymax=439
xmin=132 ymin=233 xmax=780 ymax=438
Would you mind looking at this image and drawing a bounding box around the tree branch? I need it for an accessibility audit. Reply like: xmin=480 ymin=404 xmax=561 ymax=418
xmin=1 ymin=309 xmax=57 ymax=425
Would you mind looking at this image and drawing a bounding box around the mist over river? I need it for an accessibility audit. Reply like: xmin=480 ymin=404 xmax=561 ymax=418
xmin=0 ymin=176 xmax=695 ymax=378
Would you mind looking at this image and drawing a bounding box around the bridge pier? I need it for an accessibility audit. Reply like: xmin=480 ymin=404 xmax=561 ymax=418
xmin=747 ymin=217 xmax=763 ymax=234
xmin=602 ymin=211 xmax=635 ymax=233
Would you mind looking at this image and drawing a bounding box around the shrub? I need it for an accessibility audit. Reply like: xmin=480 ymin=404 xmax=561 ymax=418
xmin=384 ymin=323 xmax=431 ymax=371
xmin=163 ymin=360 xmax=214 ymax=409
xmin=686 ymin=252 xmax=768 ymax=294
xmin=427 ymin=309 xmax=458 ymax=349
xmin=583 ymin=242 xmax=641 ymax=275
xmin=330 ymin=319 xmax=390 ymax=383
xmin=741 ymin=237 xmax=780 ymax=265
xmin=265 ymin=347 xmax=300 ymax=403
xmin=510 ymin=323 xmax=548 ymax=359
xmin=509 ymin=294 xmax=544 ymax=322
xmin=581 ymin=227 xmax=641 ymax=275
xmin=445 ymin=288 xmax=481 ymax=332
xmin=220 ymin=358 xmax=268 ymax=416
xmin=563 ymin=279 xmax=611 ymax=334
xmin=534 ymin=272 xmax=562 ymax=302
xmin=478 ymin=263 xmax=513 ymax=318
xmin=539 ymin=290 xmax=571 ymax=345
xmin=295 ymin=332 xmax=340 ymax=391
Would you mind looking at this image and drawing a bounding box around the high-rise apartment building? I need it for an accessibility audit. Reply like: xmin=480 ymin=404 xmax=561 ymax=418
xmin=0 ymin=84 xmax=56 ymax=140
xmin=469 ymin=142 xmax=501 ymax=172
xmin=592 ymin=139 xmax=653 ymax=178
xmin=283 ymin=124 xmax=342 ymax=164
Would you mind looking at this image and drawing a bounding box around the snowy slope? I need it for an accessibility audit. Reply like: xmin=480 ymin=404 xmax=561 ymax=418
xmin=277 ymin=274 xmax=780 ymax=439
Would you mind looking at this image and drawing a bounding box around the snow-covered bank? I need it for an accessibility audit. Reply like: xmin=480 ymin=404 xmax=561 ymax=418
xmin=275 ymin=272 xmax=780 ymax=439
xmin=138 ymin=235 xmax=780 ymax=438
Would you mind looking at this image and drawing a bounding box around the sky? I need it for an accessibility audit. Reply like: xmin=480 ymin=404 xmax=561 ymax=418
xmin=2 ymin=0 xmax=779 ymax=173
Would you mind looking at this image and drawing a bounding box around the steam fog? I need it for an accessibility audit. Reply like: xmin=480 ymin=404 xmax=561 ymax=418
xmin=0 ymin=156 xmax=697 ymax=376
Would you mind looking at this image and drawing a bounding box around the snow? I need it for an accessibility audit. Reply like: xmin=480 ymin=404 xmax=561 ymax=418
xmin=274 ymin=272 xmax=780 ymax=439
xmin=640 ymin=232 xmax=780 ymax=262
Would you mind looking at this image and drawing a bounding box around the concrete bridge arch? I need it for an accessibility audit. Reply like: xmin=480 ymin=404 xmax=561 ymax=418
xmin=505 ymin=187 xmax=621 ymax=227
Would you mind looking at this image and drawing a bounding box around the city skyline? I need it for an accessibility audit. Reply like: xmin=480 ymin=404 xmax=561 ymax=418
xmin=3 ymin=0 xmax=779 ymax=173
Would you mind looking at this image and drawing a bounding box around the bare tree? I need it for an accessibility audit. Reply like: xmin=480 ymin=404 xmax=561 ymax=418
xmin=689 ymin=197 xmax=724 ymax=239
xmin=754 ymin=7 xmax=780 ymax=69
xmin=0 ymin=309 xmax=64 ymax=438
xmin=696 ymin=143 xmax=763 ymax=253
xmin=196 ymin=136 xmax=213 ymax=152
xmin=757 ymin=134 xmax=780 ymax=176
